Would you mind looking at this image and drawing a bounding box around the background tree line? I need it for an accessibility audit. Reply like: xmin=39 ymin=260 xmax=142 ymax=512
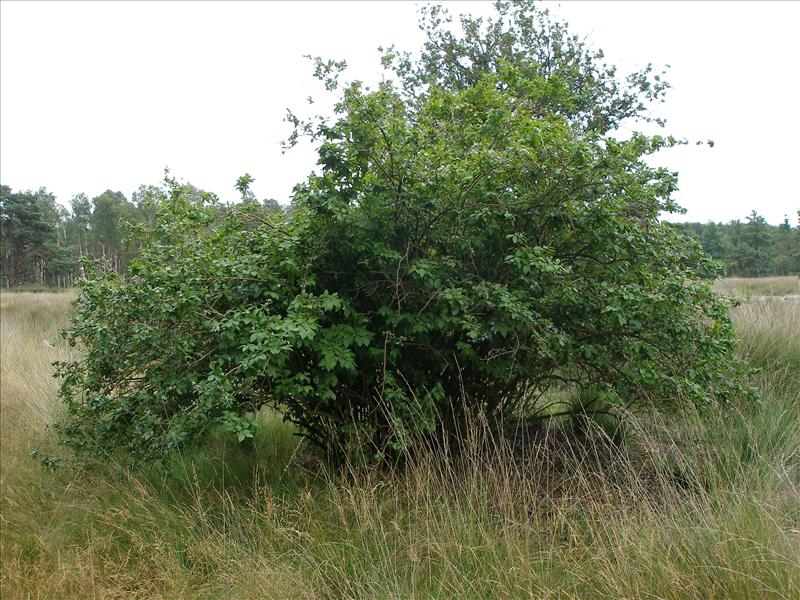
xmin=670 ymin=210 xmax=800 ymax=277
xmin=2 ymin=182 xmax=797 ymax=288
xmin=0 ymin=182 xmax=281 ymax=288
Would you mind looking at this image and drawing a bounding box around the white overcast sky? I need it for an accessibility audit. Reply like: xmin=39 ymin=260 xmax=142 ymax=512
xmin=1 ymin=1 xmax=798 ymax=224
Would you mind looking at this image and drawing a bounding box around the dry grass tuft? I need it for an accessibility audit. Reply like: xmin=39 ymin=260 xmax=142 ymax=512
xmin=731 ymin=296 xmax=800 ymax=370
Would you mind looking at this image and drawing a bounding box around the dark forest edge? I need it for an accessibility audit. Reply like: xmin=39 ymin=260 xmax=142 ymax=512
xmin=2 ymin=181 xmax=797 ymax=289
xmin=0 ymin=182 xmax=282 ymax=289
xmin=670 ymin=212 xmax=799 ymax=278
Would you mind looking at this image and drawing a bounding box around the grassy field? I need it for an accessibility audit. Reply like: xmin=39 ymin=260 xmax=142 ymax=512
xmin=714 ymin=275 xmax=799 ymax=299
xmin=1 ymin=282 xmax=799 ymax=599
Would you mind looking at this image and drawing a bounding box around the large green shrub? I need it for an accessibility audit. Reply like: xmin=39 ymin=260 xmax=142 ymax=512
xmin=56 ymin=2 xmax=749 ymax=463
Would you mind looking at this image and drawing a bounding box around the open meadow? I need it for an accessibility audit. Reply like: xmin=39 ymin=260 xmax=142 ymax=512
xmin=714 ymin=276 xmax=800 ymax=300
xmin=1 ymin=280 xmax=799 ymax=599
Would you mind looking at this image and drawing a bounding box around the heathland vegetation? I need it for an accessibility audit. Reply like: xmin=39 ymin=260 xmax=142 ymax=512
xmin=2 ymin=284 xmax=798 ymax=598
xmin=2 ymin=1 xmax=799 ymax=597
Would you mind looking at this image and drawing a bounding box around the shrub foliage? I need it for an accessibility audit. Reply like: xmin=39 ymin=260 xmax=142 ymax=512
xmin=56 ymin=2 xmax=748 ymax=463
